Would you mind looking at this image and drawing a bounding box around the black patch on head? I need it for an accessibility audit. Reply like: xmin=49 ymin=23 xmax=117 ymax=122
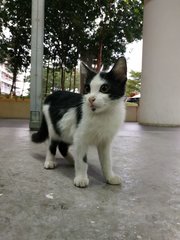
xmin=83 ymin=84 xmax=91 ymax=94
xmin=100 ymin=71 xmax=127 ymax=100
xmin=99 ymin=83 xmax=110 ymax=94
xmin=84 ymin=71 xmax=96 ymax=86
xmin=81 ymin=62 xmax=96 ymax=95
xmin=81 ymin=57 xmax=127 ymax=99
xmin=99 ymin=57 xmax=127 ymax=100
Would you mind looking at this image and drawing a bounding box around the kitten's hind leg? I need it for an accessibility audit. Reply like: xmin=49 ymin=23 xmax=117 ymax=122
xmin=44 ymin=141 xmax=58 ymax=169
xmin=58 ymin=141 xmax=74 ymax=165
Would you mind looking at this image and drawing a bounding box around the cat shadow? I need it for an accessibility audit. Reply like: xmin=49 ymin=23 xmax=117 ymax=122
xmin=31 ymin=153 xmax=104 ymax=183
xmin=88 ymin=164 xmax=104 ymax=183
xmin=55 ymin=160 xmax=104 ymax=184
xmin=32 ymin=152 xmax=73 ymax=169
xmin=31 ymin=153 xmax=45 ymax=162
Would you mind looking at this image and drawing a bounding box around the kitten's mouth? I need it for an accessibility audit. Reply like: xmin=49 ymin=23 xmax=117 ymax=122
xmin=90 ymin=104 xmax=96 ymax=111
xmin=91 ymin=106 xmax=96 ymax=111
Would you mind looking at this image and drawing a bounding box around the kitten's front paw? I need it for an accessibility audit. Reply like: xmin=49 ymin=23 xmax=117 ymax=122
xmin=107 ymin=175 xmax=122 ymax=185
xmin=74 ymin=176 xmax=89 ymax=188
xmin=44 ymin=160 xmax=57 ymax=169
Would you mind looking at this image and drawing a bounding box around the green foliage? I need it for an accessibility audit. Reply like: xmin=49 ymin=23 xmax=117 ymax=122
xmin=126 ymin=70 xmax=141 ymax=96
xmin=129 ymin=70 xmax=141 ymax=81
xmin=0 ymin=0 xmax=31 ymax=95
xmin=94 ymin=0 xmax=143 ymax=67
xmin=43 ymin=66 xmax=80 ymax=94
xmin=0 ymin=0 xmax=143 ymax=95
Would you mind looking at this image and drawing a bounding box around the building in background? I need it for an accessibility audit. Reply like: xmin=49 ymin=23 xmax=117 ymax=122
xmin=0 ymin=64 xmax=30 ymax=96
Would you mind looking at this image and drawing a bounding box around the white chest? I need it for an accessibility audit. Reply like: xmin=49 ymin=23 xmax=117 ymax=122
xmin=77 ymin=102 xmax=125 ymax=145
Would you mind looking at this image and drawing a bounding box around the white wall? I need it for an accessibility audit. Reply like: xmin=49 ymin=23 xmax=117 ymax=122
xmin=138 ymin=0 xmax=180 ymax=126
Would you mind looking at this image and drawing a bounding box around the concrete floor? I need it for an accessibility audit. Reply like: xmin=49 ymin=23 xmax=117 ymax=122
xmin=0 ymin=119 xmax=180 ymax=240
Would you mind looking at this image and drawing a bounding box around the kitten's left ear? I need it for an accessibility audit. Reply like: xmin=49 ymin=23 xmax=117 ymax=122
xmin=80 ymin=62 xmax=97 ymax=80
xmin=110 ymin=56 xmax=127 ymax=79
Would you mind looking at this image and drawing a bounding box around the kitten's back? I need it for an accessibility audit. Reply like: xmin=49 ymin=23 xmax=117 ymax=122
xmin=44 ymin=91 xmax=82 ymax=108
xmin=31 ymin=91 xmax=83 ymax=143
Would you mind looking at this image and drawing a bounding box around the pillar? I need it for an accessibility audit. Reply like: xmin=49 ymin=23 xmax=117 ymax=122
xmin=138 ymin=0 xmax=180 ymax=126
xmin=29 ymin=0 xmax=45 ymax=130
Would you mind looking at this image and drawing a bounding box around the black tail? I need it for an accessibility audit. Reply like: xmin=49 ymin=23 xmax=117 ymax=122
xmin=31 ymin=115 xmax=48 ymax=143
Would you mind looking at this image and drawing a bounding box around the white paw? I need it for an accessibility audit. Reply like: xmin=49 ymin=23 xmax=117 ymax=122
xmin=44 ymin=160 xmax=57 ymax=169
xmin=107 ymin=175 xmax=122 ymax=185
xmin=74 ymin=176 xmax=89 ymax=188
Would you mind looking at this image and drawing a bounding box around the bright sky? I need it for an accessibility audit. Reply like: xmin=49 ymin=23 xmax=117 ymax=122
xmin=125 ymin=40 xmax=143 ymax=76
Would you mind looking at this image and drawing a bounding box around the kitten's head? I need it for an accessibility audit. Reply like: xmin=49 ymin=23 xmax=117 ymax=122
xmin=81 ymin=57 xmax=127 ymax=113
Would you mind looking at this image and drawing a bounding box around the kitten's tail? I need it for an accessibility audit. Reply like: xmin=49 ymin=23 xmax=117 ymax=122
xmin=31 ymin=115 xmax=48 ymax=143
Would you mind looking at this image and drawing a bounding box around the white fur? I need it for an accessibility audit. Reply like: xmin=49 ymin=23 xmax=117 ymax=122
xmin=75 ymin=74 xmax=125 ymax=144
xmin=43 ymin=105 xmax=60 ymax=141
xmin=58 ymin=108 xmax=76 ymax=144
xmin=44 ymin=148 xmax=57 ymax=169
xmin=84 ymin=75 xmax=111 ymax=113
xmin=73 ymin=75 xmax=126 ymax=187
xmin=73 ymin=97 xmax=125 ymax=187
xmin=43 ymin=74 xmax=126 ymax=188
xmin=75 ymin=99 xmax=125 ymax=145
xmin=43 ymin=106 xmax=76 ymax=144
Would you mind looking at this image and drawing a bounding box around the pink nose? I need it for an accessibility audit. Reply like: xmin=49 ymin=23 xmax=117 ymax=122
xmin=88 ymin=96 xmax=96 ymax=104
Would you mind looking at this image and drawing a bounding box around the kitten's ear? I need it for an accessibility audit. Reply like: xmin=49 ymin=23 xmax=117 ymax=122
xmin=110 ymin=56 xmax=127 ymax=79
xmin=80 ymin=62 xmax=97 ymax=80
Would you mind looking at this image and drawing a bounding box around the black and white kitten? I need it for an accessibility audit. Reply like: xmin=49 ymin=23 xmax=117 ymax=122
xmin=32 ymin=57 xmax=127 ymax=188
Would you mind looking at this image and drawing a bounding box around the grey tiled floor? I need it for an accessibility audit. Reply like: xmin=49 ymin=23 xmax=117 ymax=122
xmin=0 ymin=119 xmax=180 ymax=240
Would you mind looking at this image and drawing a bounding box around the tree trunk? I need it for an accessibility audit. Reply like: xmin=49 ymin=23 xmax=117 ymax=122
xmin=60 ymin=66 xmax=65 ymax=91
xmin=73 ymin=67 xmax=76 ymax=92
xmin=62 ymin=68 xmax=65 ymax=91
xmin=52 ymin=64 xmax=55 ymax=92
xmin=96 ymin=39 xmax=103 ymax=71
xmin=10 ymin=66 xmax=18 ymax=97
xmin=69 ymin=70 xmax=72 ymax=91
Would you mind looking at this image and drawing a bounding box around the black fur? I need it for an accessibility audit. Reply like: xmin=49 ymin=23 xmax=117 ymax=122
xmin=46 ymin=91 xmax=83 ymax=135
xmin=83 ymin=155 xmax=87 ymax=163
xmin=100 ymin=71 xmax=127 ymax=100
xmin=31 ymin=57 xmax=127 ymax=188
xmin=49 ymin=141 xmax=58 ymax=156
xmin=31 ymin=91 xmax=83 ymax=144
xmin=31 ymin=115 xmax=48 ymax=143
xmin=32 ymin=58 xmax=127 ymax=166
xmin=58 ymin=141 xmax=69 ymax=157
xmin=83 ymin=57 xmax=127 ymax=100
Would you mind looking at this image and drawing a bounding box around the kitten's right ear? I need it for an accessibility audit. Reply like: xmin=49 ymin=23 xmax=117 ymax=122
xmin=111 ymin=56 xmax=127 ymax=78
xmin=80 ymin=62 xmax=97 ymax=80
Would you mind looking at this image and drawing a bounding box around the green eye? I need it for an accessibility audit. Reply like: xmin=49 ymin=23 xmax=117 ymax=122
xmin=84 ymin=84 xmax=90 ymax=94
xmin=100 ymin=84 xmax=110 ymax=93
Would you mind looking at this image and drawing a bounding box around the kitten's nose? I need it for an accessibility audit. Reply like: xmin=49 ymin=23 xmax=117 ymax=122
xmin=88 ymin=96 xmax=96 ymax=104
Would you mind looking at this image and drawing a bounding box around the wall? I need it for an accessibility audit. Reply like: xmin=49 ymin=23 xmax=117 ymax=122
xmin=0 ymin=99 xmax=30 ymax=119
xmin=0 ymin=99 xmax=138 ymax=121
